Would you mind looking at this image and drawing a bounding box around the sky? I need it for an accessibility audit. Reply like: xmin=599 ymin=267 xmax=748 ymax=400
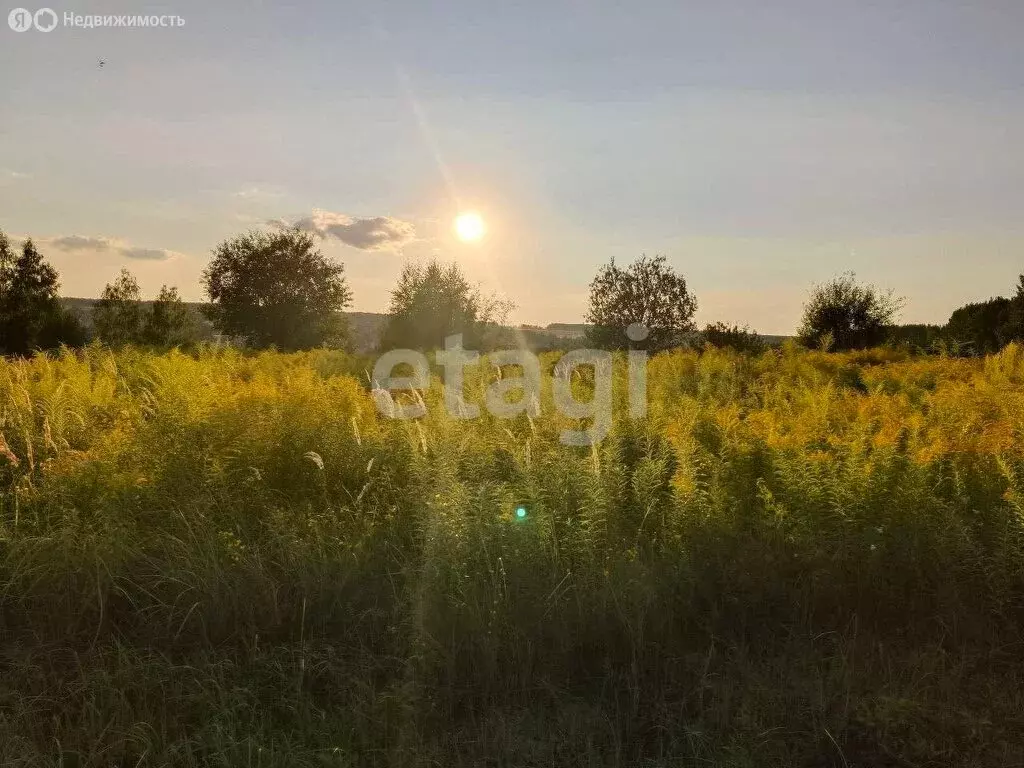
xmin=1 ymin=0 xmax=1023 ymax=334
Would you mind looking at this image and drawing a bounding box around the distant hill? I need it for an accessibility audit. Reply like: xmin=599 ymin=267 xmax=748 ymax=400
xmin=62 ymin=297 xmax=214 ymax=334
xmin=60 ymin=299 xmax=589 ymax=353
xmin=62 ymin=299 xmax=792 ymax=351
xmin=544 ymin=323 xmax=590 ymax=338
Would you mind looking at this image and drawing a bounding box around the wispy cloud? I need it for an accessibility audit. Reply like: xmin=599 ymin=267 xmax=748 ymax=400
xmin=233 ymin=185 xmax=285 ymax=200
xmin=48 ymin=235 xmax=180 ymax=261
xmin=50 ymin=235 xmax=118 ymax=251
xmin=270 ymin=209 xmax=416 ymax=251
xmin=121 ymin=246 xmax=176 ymax=261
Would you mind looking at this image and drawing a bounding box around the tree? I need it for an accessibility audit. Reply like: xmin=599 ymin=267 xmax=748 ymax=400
xmin=585 ymin=255 xmax=697 ymax=352
xmin=0 ymin=231 xmax=18 ymax=353
xmin=93 ymin=269 xmax=199 ymax=348
xmin=0 ymin=234 xmax=85 ymax=356
xmin=380 ymin=259 xmax=512 ymax=351
xmin=886 ymin=323 xmax=944 ymax=352
xmin=944 ymin=297 xmax=1012 ymax=355
xmin=0 ymin=231 xmax=15 ymax=297
xmin=797 ymin=273 xmax=903 ymax=351
xmin=37 ymin=306 xmax=88 ymax=350
xmin=144 ymin=285 xmax=193 ymax=346
xmin=1004 ymin=274 xmax=1024 ymax=344
xmin=938 ymin=275 xmax=1024 ymax=356
xmin=202 ymin=228 xmax=352 ymax=350
xmin=702 ymin=322 xmax=766 ymax=354
xmin=92 ymin=268 xmax=144 ymax=346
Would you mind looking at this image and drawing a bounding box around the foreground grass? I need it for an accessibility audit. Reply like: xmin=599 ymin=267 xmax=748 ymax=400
xmin=1 ymin=343 xmax=1023 ymax=766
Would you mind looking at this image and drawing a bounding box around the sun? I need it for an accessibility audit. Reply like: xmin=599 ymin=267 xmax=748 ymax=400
xmin=454 ymin=211 xmax=486 ymax=242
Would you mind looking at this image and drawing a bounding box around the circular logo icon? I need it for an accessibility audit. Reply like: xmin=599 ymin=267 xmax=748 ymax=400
xmin=626 ymin=323 xmax=650 ymax=342
xmin=8 ymin=8 xmax=33 ymax=31
xmin=34 ymin=8 xmax=58 ymax=32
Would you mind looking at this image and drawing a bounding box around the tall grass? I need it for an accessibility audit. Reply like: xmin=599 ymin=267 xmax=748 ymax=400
xmin=1 ymin=342 xmax=1023 ymax=766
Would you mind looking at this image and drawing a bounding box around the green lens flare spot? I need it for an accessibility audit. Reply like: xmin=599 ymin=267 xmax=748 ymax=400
xmin=515 ymin=506 xmax=527 ymax=519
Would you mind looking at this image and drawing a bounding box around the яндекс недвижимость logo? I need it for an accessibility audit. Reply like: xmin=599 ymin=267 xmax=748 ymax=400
xmin=8 ymin=8 xmax=183 ymax=31
xmin=8 ymin=7 xmax=57 ymax=31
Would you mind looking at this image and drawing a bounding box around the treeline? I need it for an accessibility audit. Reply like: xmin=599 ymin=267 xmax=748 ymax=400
xmin=872 ymin=286 xmax=1024 ymax=355
xmin=584 ymin=257 xmax=1024 ymax=355
xmin=0 ymin=232 xmax=196 ymax=355
xmin=0 ymin=233 xmax=87 ymax=355
xmin=1 ymin=225 xmax=1022 ymax=356
xmin=0 ymin=227 xmax=514 ymax=355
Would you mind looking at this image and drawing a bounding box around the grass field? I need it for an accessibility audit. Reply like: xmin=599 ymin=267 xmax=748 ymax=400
xmin=2 ymin=343 xmax=1023 ymax=766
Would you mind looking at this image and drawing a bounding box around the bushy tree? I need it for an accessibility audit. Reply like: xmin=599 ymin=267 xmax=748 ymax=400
xmin=798 ymin=273 xmax=903 ymax=351
xmin=702 ymin=322 xmax=765 ymax=353
xmin=202 ymin=228 xmax=352 ymax=350
xmin=2 ymin=238 xmax=59 ymax=355
xmin=585 ymin=255 xmax=697 ymax=352
xmin=380 ymin=259 xmax=512 ymax=351
xmin=92 ymin=268 xmax=144 ymax=346
xmin=0 ymin=233 xmax=85 ymax=356
xmin=144 ymin=285 xmax=193 ymax=346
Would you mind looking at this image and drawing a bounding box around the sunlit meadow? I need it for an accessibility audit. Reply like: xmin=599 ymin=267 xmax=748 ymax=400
xmin=1 ymin=343 xmax=1023 ymax=766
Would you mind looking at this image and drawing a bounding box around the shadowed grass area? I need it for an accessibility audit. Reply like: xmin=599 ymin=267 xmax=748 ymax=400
xmin=1 ymin=343 xmax=1023 ymax=766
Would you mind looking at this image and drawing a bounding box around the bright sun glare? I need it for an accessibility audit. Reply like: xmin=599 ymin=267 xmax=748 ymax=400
xmin=454 ymin=211 xmax=486 ymax=242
